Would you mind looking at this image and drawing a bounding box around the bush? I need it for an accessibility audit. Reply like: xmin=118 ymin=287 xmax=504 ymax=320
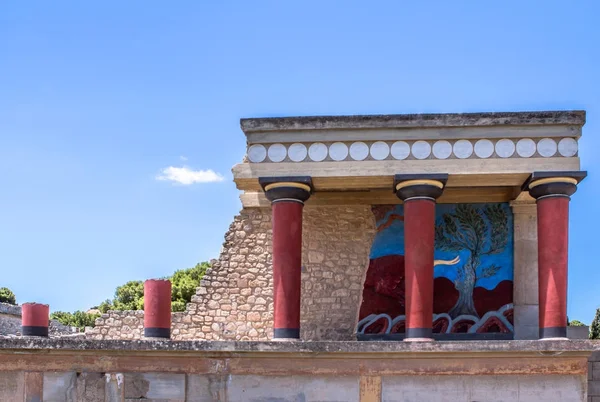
xmin=0 ymin=287 xmax=16 ymax=305
xmin=99 ymin=261 xmax=209 ymax=313
xmin=568 ymin=319 xmax=586 ymax=327
xmin=590 ymin=308 xmax=600 ymax=340
xmin=51 ymin=310 xmax=100 ymax=330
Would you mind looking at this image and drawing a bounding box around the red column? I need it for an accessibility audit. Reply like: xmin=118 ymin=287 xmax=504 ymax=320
xmin=259 ymin=177 xmax=312 ymax=340
xmin=22 ymin=303 xmax=49 ymax=337
xmin=144 ymin=279 xmax=172 ymax=338
xmin=537 ymin=196 xmax=569 ymax=338
xmin=527 ymin=172 xmax=585 ymax=339
xmin=272 ymin=201 xmax=304 ymax=339
xmin=394 ymin=174 xmax=447 ymax=341
xmin=403 ymin=199 xmax=436 ymax=340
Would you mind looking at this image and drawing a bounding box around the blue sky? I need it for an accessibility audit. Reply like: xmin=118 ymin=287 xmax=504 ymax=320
xmin=1 ymin=1 xmax=599 ymax=323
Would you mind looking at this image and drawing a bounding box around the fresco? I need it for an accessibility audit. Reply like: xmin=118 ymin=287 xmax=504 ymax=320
xmin=357 ymin=203 xmax=514 ymax=336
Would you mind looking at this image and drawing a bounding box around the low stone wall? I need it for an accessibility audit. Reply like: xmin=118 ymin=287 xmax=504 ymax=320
xmin=87 ymin=206 xmax=376 ymax=342
xmin=86 ymin=310 xmax=188 ymax=340
xmin=0 ymin=338 xmax=595 ymax=401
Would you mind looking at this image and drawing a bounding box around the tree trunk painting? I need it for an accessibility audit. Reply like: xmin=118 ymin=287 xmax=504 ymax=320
xmin=435 ymin=204 xmax=508 ymax=320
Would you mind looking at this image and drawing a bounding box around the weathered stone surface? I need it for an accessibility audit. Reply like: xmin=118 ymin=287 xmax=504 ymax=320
xmin=0 ymin=336 xmax=597 ymax=354
xmin=0 ymin=372 xmax=24 ymax=401
xmin=383 ymin=374 xmax=587 ymax=401
xmin=240 ymin=111 xmax=586 ymax=132
xmin=125 ymin=373 xmax=185 ymax=400
xmin=226 ymin=375 xmax=360 ymax=402
xmin=43 ymin=372 xmax=77 ymax=401
xmin=75 ymin=372 xmax=105 ymax=402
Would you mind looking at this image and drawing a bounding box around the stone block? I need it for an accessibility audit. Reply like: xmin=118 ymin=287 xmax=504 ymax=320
xmin=382 ymin=374 xmax=585 ymax=401
xmin=568 ymin=325 xmax=590 ymax=339
xmin=25 ymin=371 xmax=43 ymax=402
xmin=590 ymin=380 xmax=600 ymax=396
xmin=105 ymin=373 xmax=125 ymax=402
xmin=124 ymin=373 xmax=185 ymax=401
xmin=75 ymin=372 xmax=105 ymax=402
xmin=593 ymin=362 xmax=600 ymax=380
xmin=0 ymin=372 xmax=24 ymax=401
xmin=43 ymin=372 xmax=77 ymax=401
xmin=187 ymin=374 xmax=228 ymax=402
xmin=227 ymin=375 xmax=360 ymax=401
xmin=513 ymin=305 xmax=539 ymax=340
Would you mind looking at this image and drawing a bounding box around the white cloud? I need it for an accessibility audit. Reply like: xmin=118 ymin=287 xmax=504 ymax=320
xmin=156 ymin=166 xmax=225 ymax=185
xmin=179 ymin=155 xmax=188 ymax=161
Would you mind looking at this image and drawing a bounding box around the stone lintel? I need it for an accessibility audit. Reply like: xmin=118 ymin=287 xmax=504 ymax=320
xmin=241 ymin=110 xmax=586 ymax=133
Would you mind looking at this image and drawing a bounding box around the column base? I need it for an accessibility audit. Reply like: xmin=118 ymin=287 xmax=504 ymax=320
xmin=405 ymin=328 xmax=432 ymax=340
xmin=404 ymin=337 xmax=435 ymax=342
xmin=273 ymin=328 xmax=300 ymax=339
xmin=539 ymin=327 xmax=567 ymax=339
xmin=144 ymin=328 xmax=171 ymax=339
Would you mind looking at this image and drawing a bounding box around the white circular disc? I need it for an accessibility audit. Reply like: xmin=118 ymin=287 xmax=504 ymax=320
xmin=370 ymin=141 xmax=390 ymax=160
xmin=432 ymin=140 xmax=452 ymax=159
xmin=391 ymin=141 xmax=410 ymax=160
xmin=308 ymin=143 xmax=328 ymax=162
xmin=495 ymin=139 xmax=515 ymax=158
xmin=474 ymin=139 xmax=494 ymax=158
xmin=412 ymin=141 xmax=431 ymax=160
xmin=248 ymin=144 xmax=267 ymax=163
xmin=453 ymin=140 xmax=473 ymax=159
xmin=349 ymin=142 xmax=369 ymax=161
xmin=287 ymin=143 xmax=307 ymax=162
xmin=267 ymin=143 xmax=287 ymax=162
xmin=558 ymin=138 xmax=578 ymax=157
xmin=516 ymin=138 xmax=536 ymax=158
xmin=329 ymin=142 xmax=349 ymax=161
xmin=537 ymin=138 xmax=557 ymax=157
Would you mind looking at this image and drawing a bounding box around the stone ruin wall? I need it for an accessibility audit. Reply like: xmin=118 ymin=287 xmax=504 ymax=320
xmin=87 ymin=205 xmax=375 ymax=341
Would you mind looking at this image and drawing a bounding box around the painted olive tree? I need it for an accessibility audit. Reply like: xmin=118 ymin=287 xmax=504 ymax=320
xmin=435 ymin=204 xmax=508 ymax=318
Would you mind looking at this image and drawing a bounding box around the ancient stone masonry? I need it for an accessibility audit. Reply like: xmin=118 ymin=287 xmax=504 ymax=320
xmin=300 ymin=206 xmax=375 ymax=340
xmin=88 ymin=205 xmax=375 ymax=341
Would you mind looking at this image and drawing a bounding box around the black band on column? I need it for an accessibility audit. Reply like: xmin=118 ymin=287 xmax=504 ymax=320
xmin=259 ymin=176 xmax=313 ymax=203
xmin=405 ymin=328 xmax=433 ymax=339
xmin=273 ymin=328 xmax=300 ymax=339
xmin=529 ymin=182 xmax=577 ymax=200
xmin=393 ymin=174 xmax=448 ymax=202
xmin=539 ymin=327 xmax=567 ymax=339
xmin=144 ymin=327 xmax=171 ymax=338
xmin=22 ymin=326 xmax=49 ymax=337
xmin=523 ymin=171 xmax=587 ymax=200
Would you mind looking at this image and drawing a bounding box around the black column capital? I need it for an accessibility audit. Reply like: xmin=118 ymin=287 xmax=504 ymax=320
xmin=523 ymin=171 xmax=587 ymax=201
xmin=259 ymin=176 xmax=313 ymax=204
xmin=393 ymin=174 xmax=448 ymax=202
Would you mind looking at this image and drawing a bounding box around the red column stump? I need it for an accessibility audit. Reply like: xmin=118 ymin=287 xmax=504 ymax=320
xmin=144 ymin=279 xmax=172 ymax=338
xmin=22 ymin=303 xmax=49 ymax=337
